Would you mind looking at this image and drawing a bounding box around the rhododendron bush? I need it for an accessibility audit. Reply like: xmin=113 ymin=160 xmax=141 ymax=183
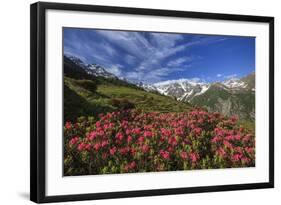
xmin=64 ymin=109 xmax=255 ymax=176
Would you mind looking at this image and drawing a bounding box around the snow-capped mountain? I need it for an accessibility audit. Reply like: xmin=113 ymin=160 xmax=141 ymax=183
xmin=138 ymin=72 xmax=255 ymax=103
xmin=155 ymin=79 xmax=210 ymax=102
xmin=191 ymin=72 xmax=255 ymax=120
xmin=137 ymin=82 xmax=158 ymax=92
xmin=64 ymin=55 xmax=87 ymax=69
xmin=137 ymin=72 xmax=255 ymax=120
xmin=222 ymin=78 xmax=247 ymax=90
xmin=221 ymin=72 xmax=255 ymax=92
xmin=86 ymin=64 xmax=117 ymax=78
xmin=139 ymin=79 xmax=210 ymax=102
xmin=64 ymin=55 xmax=117 ymax=79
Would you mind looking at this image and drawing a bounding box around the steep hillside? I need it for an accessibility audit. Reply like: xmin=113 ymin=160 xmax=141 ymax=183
xmin=64 ymin=76 xmax=192 ymax=121
xmin=64 ymin=55 xmax=193 ymax=121
xmin=190 ymin=81 xmax=255 ymax=120
xmin=240 ymin=71 xmax=255 ymax=91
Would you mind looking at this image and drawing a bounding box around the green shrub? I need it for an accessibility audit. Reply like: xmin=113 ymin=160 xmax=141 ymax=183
xmin=111 ymin=98 xmax=135 ymax=110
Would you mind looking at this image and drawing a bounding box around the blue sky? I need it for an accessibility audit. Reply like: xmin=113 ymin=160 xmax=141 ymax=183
xmin=64 ymin=28 xmax=255 ymax=84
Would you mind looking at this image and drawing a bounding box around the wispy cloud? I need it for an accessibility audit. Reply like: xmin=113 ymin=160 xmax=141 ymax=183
xmin=167 ymin=57 xmax=192 ymax=67
xmin=92 ymin=30 xmax=199 ymax=82
xmin=64 ymin=28 xmax=230 ymax=83
xmin=215 ymin=73 xmax=238 ymax=80
xmin=225 ymin=74 xmax=238 ymax=79
xmin=105 ymin=64 xmax=123 ymax=77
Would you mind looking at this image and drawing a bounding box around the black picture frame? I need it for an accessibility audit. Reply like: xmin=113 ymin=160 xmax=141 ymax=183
xmin=30 ymin=1 xmax=274 ymax=203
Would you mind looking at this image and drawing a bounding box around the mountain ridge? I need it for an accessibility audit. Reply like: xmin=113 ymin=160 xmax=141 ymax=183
xmin=64 ymin=55 xmax=118 ymax=79
xmin=138 ymin=72 xmax=254 ymax=103
xmin=64 ymin=54 xmax=255 ymax=120
xmin=63 ymin=55 xmax=192 ymax=121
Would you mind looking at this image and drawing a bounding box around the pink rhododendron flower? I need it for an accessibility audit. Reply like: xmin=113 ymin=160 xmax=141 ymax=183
xmin=144 ymin=131 xmax=153 ymax=137
xmin=88 ymin=131 xmax=97 ymax=140
xmin=211 ymin=136 xmax=220 ymax=143
xmin=231 ymin=154 xmax=242 ymax=162
xmin=116 ymin=132 xmax=124 ymax=141
xmin=109 ymin=147 xmax=117 ymax=155
xmin=69 ymin=136 xmax=79 ymax=146
xmin=168 ymin=137 xmax=178 ymax=146
xmin=65 ymin=121 xmax=72 ymax=129
xmin=125 ymin=129 xmax=131 ymax=135
xmin=241 ymin=157 xmax=250 ymax=164
xmin=230 ymin=115 xmax=238 ymax=123
xmin=141 ymin=144 xmax=150 ymax=153
xmin=159 ymin=150 xmax=170 ymax=160
xmin=180 ymin=151 xmax=188 ymax=159
xmin=85 ymin=144 xmax=91 ymax=151
xmin=94 ymin=143 xmax=101 ymax=151
xmin=138 ymin=136 xmax=145 ymax=144
xmin=127 ymin=135 xmax=133 ymax=143
xmin=234 ymin=135 xmax=241 ymax=140
xmin=65 ymin=108 xmax=255 ymax=175
xmin=226 ymin=135 xmax=235 ymax=141
xmin=95 ymin=121 xmax=101 ymax=127
xmin=119 ymin=147 xmax=130 ymax=155
xmin=101 ymin=140 xmax=109 ymax=147
xmin=102 ymin=153 xmax=108 ymax=160
xmin=243 ymin=134 xmax=252 ymax=142
xmin=193 ymin=127 xmax=202 ymax=135
xmin=130 ymin=161 xmax=136 ymax=169
xmin=77 ymin=142 xmax=86 ymax=151
xmin=216 ymin=147 xmax=226 ymax=158
xmin=223 ymin=140 xmax=233 ymax=149
xmin=245 ymin=147 xmax=254 ymax=154
xmin=189 ymin=152 xmax=199 ymax=163
xmin=132 ymin=128 xmax=141 ymax=135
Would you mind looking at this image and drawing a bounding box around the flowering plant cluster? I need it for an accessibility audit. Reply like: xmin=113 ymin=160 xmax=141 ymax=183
xmin=64 ymin=109 xmax=255 ymax=176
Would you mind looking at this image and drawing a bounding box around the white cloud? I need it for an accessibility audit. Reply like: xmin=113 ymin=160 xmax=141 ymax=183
xmin=167 ymin=57 xmax=192 ymax=67
xmin=96 ymin=30 xmax=189 ymax=74
xmin=225 ymin=74 xmax=237 ymax=79
xmin=216 ymin=73 xmax=238 ymax=79
xmin=105 ymin=65 xmax=123 ymax=77
xmin=150 ymin=33 xmax=183 ymax=48
xmin=96 ymin=30 xmax=151 ymax=60
xmin=102 ymin=42 xmax=118 ymax=56
xmin=154 ymin=78 xmax=202 ymax=86
xmin=66 ymin=29 xmax=228 ymax=83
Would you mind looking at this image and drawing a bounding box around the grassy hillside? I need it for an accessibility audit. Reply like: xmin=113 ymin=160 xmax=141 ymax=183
xmin=191 ymin=83 xmax=231 ymax=105
xmin=64 ymin=76 xmax=192 ymax=122
xmin=190 ymin=83 xmax=255 ymax=121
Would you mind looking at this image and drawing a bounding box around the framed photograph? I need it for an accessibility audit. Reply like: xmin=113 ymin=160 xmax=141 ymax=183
xmin=30 ymin=2 xmax=274 ymax=203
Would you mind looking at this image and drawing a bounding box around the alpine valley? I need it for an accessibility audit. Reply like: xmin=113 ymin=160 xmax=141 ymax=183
xmin=64 ymin=55 xmax=255 ymax=122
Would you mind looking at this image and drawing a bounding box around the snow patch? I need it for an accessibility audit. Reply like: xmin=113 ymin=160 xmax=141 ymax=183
xmin=223 ymin=78 xmax=247 ymax=89
xmin=194 ymin=85 xmax=210 ymax=97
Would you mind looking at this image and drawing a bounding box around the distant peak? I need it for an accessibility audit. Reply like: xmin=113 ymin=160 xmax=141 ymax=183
xmin=65 ymin=54 xmax=84 ymax=63
xmin=64 ymin=54 xmax=117 ymax=79
xmin=153 ymin=78 xmax=206 ymax=87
